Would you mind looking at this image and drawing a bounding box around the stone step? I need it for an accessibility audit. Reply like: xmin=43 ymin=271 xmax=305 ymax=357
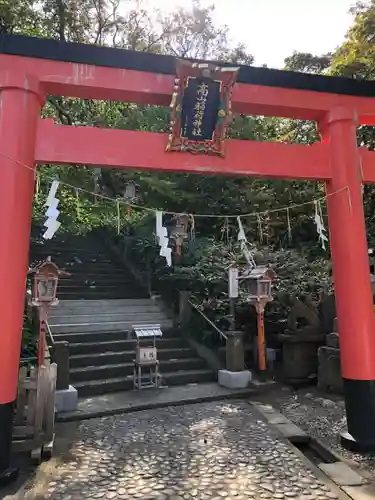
xmin=57 ymin=287 xmax=142 ymax=295
xmin=57 ymin=299 xmax=156 ymax=307
xmin=54 ymin=330 xmax=128 ymax=343
xmin=31 ymin=248 xmax=111 ymax=256
xmin=69 ymin=337 xmax=186 ymax=355
xmin=70 ymin=358 xmax=207 ymax=383
xmin=74 ymin=369 xmax=217 ymax=397
xmin=50 ymin=311 xmax=169 ymax=325
xmin=30 ymin=253 xmax=116 ymax=263
xmin=58 ymin=291 xmax=148 ymax=300
xmin=30 ymin=251 xmax=107 ymax=259
xmin=50 ymin=304 xmax=162 ymax=316
xmin=31 ymin=236 xmax=104 ymax=243
xmin=50 ymin=318 xmax=173 ymax=333
xmin=58 ymin=276 xmax=136 ymax=286
xmin=57 ymin=269 xmax=132 ymax=275
xmin=57 ymin=282 xmax=139 ymax=290
xmin=53 ymin=327 xmax=178 ymax=344
xmin=58 ymin=265 xmax=129 ymax=273
xmin=70 ymin=347 xmax=197 ymax=368
xmin=31 ymin=241 xmax=108 ymax=250
xmin=46 ymin=257 xmax=122 ymax=265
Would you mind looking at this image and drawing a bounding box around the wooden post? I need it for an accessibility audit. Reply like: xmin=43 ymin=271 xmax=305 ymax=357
xmin=229 ymin=298 xmax=236 ymax=332
xmin=38 ymin=308 xmax=47 ymax=367
xmin=0 ymin=73 xmax=44 ymax=483
xmin=43 ymin=363 xmax=57 ymax=458
xmin=256 ymin=305 xmax=267 ymax=372
xmin=321 ymin=107 xmax=375 ymax=451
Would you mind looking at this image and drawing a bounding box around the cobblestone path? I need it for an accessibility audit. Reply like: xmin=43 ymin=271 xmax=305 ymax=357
xmin=10 ymin=401 xmax=345 ymax=500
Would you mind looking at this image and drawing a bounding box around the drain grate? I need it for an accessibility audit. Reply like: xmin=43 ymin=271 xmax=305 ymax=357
xmin=290 ymin=437 xmax=338 ymax=465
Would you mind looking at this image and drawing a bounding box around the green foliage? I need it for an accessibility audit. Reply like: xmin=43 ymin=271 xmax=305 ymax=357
xmin=7 ymin=0 xmax=375 ymax=346
xmin=119 ymin=227 xmax=331 ymax=344
xmin=330 ymin=1 xmax=375 ymax=79
xmin=0 ymin=0 xmax=44 ymax=36
xmin=21 ymin=313 xmax=37 ymax=360
xmin=284 ymin=52 xmax=332 ymax=73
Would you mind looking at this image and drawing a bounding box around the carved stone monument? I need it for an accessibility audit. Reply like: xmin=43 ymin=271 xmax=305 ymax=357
xmin=278 ymin=296 xmax=324 ymax=386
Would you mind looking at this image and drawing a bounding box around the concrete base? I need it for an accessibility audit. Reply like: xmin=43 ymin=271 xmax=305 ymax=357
xmin=55 ymin=386 xmax=78 ymax=413
xmin=218 ymin=370 xmax=252 ymax=389
xmin=319 ymin=462 xmax=364 ymax=487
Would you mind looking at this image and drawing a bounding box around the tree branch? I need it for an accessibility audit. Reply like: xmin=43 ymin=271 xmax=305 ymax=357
xmin=48 ymin=97 xmax=73 ymax=125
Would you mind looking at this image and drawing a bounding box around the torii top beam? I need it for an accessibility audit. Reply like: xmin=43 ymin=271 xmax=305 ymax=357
xmin=2 ymin=33 xmax=375 ymax=183
xmin=2 ymin=33 xmax=375 ymax=124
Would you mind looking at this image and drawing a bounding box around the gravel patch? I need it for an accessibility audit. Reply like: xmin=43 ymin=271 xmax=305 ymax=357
xmin=259 ymin=386 xmax=375 ymax=481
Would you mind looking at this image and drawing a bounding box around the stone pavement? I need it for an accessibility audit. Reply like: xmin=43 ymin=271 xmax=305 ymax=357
xmin=5 ymin=401 xmax=346 ymax=500
xmin=57 ymin=382 xmax=267 ymax=422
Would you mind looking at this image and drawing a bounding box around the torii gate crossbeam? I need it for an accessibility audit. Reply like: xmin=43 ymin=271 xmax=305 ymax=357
xmin=1 ymin=34 xmax=375 ymax=481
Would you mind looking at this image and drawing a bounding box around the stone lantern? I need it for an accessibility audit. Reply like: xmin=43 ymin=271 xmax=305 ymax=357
xmin=29 ymin=257 xmax=69 ymax=366
xmin=243 ymin=265 xmax=276 ymax=306
xmin=31 ymin=257 xmax=60 ymax=307
xmin=170 ymin=214 xmax=189 ymax=256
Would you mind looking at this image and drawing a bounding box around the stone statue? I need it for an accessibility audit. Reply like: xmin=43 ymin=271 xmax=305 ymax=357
xmin=279 ymin=296 xmax=323 ymax=385
xmin=286 ymin=296 xmax=321 ymax=336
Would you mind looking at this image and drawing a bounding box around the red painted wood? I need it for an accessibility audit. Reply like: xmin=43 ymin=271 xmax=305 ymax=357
xmin=0 ymin=74 xmax=44 ymax=403
xmin=35 ymin=120 xmax=332 ymax=180
xmin=2 ymin=54 xmax=375 ymax=392
xmin=358 ymin=148 xmax=375 ymax=183
xmin=2 ymin=54 xmax=375 ymax=123
xmin=322 ymin=107 xmax=375 ymax=380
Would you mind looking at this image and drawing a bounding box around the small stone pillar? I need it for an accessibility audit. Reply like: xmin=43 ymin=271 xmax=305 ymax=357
xmin=226 ymin=331 xmax=245 ymax=372
xmin=317 ymin=317 xmax=343 ymax=394
xmin=179 ymin=291 xmax=192 ymax=330
xmin=219 ymin=331 xmax=251 ymax=389
xmin=53 ymin=341 xmax=70 ymax=390
xmin=52 ymin=341 xmax=78 ymax=413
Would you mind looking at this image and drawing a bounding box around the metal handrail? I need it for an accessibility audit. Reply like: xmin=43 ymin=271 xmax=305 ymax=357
xmin=45 ymin=320 xmax=55 ymax=345
xmin=188 ymin=299 xmax=227 ymax=341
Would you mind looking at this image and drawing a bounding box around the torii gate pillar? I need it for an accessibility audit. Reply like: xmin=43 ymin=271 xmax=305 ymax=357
xmin=321 ymin=107 xmax=375 ymax=451
xmin=0 ymin=73 xmax=44 ymax=483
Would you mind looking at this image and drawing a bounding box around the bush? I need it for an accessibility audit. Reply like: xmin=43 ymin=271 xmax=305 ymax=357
xmin=122 ymin=233 xmax=331 ymax=343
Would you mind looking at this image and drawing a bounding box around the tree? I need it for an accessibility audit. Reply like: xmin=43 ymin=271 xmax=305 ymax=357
xmin=284 ymin=51 xmax=332 ymax=74
xmin=4 ymin=0 xmax=330 ymax=255
xmin=0 ymin=0 xmax=42 ymax=35
xmin=155 ymin=1 xmax=254 ymax=63
xmin=330 ymin=0 xmax=375 ymax=78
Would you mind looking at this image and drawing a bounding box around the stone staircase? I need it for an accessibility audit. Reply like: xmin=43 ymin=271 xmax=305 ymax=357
xmin=30 ymin=232 xmax=216 ymax=397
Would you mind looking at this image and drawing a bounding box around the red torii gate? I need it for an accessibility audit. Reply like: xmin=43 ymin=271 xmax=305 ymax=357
xmin=1 ymin=34 xmax=375 ymax=479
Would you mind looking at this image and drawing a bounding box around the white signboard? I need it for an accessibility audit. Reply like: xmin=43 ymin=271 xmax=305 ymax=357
xmin=228 ymin=267 xmax=239 ymax=298
xmin=137 ymin=347 xmax=157 ymax=364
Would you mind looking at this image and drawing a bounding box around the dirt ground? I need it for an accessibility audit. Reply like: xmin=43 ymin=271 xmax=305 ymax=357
xmin=257 ymin=385 xmax=375 ymax=481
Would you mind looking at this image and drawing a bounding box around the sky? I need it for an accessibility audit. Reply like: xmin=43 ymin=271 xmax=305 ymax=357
xmin=144 ymin=0 xmax=356 ymax=68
